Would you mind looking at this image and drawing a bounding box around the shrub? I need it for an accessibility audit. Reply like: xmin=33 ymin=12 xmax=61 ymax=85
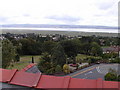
xmin=105 ymin=73 xmax=117 ymax=81
xmin=63 ymin=64 xmax=70 ymax=74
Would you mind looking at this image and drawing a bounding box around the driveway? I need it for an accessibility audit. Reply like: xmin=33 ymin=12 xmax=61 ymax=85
xmin=67 ymin=64 xmax=119 ymax=80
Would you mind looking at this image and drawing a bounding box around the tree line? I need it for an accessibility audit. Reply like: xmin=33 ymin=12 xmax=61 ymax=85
xmin=2 ymin=35 xmax=103 ymax=70
xmin=2 ymin=34 xmax=119 ymax=74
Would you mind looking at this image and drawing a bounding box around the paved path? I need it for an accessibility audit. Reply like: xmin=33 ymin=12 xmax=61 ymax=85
xmin=97 ymin=64 xmax=119 ymax=75
xmin=68 ymin=64 xmax=119 ymax=80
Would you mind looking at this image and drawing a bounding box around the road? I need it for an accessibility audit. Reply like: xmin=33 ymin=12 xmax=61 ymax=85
xmin=68 ymin=64 xmax=119 ymax=80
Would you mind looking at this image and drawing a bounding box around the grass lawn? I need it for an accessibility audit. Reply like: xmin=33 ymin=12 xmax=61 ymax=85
xmin=76 ymin=54 xmax=102 ymax=63
xmin=76 ymin=54 xmax=89 ymax=60
xmin=101 ymin=46 xmax=110 ymax=48
xmin=7 ymin=55 xmax=41 ymax=70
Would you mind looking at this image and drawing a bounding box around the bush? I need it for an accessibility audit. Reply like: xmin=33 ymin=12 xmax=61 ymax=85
xmin=80 ymin=65 xmax=89 ymax=69
xmin=105 ymin=73 xmax=117 ymax=81
xmin=110 ymin=58 xmax=120 ymax=63
xmin=63 ymin=64 xmax=70 ymax=74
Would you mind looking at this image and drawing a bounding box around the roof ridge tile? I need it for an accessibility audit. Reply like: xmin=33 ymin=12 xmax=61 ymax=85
xmin=1 ymin=68 xmax=120 ymax=89
xmin=7 ymin=69 xmax=18 ymax=82
xmin=63 ymin=76 xmax=71 ymax=88
xmin=32 ymin=73 xmax=42 ymax=87
xmin=20 ymin=63 xmax=36 ymax=72
xmin=9 ymin=71 xmax=41 ymax=87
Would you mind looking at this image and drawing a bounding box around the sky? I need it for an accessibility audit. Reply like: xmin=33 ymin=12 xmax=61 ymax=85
xmin=0 ymin=0 xmax=119 ymax=26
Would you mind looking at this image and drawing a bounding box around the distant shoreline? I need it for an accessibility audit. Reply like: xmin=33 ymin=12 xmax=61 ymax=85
xmin=1 ymin=27 xmax=118 ymax=33
xmin=1 ymin=28 xmax=118 ymax=37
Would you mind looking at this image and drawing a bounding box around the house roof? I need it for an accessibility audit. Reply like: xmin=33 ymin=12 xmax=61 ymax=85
xmin=20 ymin=63 xmax=41 ymax=73
xmin=36 ymin=75 xmax=70 ymax=88
xmin=102 ymin=46 xmax=120 ymax=53
xmin=10 ymin=71 xmax=41 ymax=87
xmin=20 ymin=63 xmax=36 ymax=71
xmin=0 ymin=68 xmax=119 ymax=89
xmin=0 ymin=68 xmax=17 ymax=83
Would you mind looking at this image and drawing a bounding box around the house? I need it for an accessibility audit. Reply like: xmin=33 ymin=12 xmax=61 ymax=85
xmin=102 ymin=46 xmax=120 ymax=54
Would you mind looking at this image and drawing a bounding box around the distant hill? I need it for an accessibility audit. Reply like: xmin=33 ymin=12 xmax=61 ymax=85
xmin=1 ymin=24 xmax=118 ymax=29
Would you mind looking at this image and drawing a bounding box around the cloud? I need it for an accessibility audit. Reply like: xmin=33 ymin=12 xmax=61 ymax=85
xmin=23 ymin=14 xmax=30 ymax=17
xmin=0 ymin=16 xmax=8 ymax=22
xmin=95 ymin=0 xmax=115 ymax=10
xmin=98 ymin=3 xmax=114 ymax=10
xmin=0 ymin=0 xmax=118 ymax=26
xmin=46 ymin=15 xmax=82 ymax=24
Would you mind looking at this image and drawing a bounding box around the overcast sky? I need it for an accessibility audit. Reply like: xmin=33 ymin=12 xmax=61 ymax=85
xmin=0 ymin=0 xmax=119 ymax=26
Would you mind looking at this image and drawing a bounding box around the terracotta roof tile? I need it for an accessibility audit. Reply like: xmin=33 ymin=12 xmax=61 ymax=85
xmin=69 ymin=78 xmax=96 ymax=88
xmin=0 ymin=68 xmax=119 ymax=89
xmin=0 ymin=69 xmax=17 ymax=83
xmin=36 ymin=75 xmax=68 ymax=88
xmin=20 ymin=63 xmax=36 ymax=72
xmin=103 ymin=81 xmax=119 ymax=88
xmin=10 ymin=71 xmax=41 ymax=87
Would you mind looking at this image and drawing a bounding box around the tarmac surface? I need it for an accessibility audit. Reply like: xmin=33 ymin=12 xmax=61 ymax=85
xmin=68 ymin=64 xmax=119 ymax=80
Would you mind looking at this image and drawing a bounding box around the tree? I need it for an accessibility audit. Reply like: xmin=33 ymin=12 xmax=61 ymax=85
xmin=42 ymin=41 xmax=56 ymax=54
xmin=60 ymin=39 xmax=81 ymax=63
xmin=38 ymin=59 xmax=51 ymax=73
xmin=118 ymin=37 xmax=120 ymax=45
xmin=32 ymin=56 xmax=34 ymax=63
xmin=110 ymin=57 xmax=120 ymax=64
xmin=14 ymin=54 xmax=20 ymax=62
xmin=81 ymin=43 xmax=91 ymax=55
xmin=63 ymin=64 xmax=70 ymax=74
xmin=19 ymin=38 xmax=42 ymax=55
xmin=41 ymin=52 xmax=51 ymax=62
xmin=46 ymin=67 xmax=55 ymax=75
xmin=37 ymin=53 xmax=55 ymax=74
xmin=90 ymin=42 xmax=103 ymax=56
xmin=55 ymin=65 xmax=62 ymax=73
xmin=51 ymin=43 xmax=66 ymax=66
xmin=2 ymin=39 xmax=16 ymax=68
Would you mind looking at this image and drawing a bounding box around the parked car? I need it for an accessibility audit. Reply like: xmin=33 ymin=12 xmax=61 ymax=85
xmin=70 ymin=64 xmax=77 ymax=67
xmin=96 ymin=62 xmax=100 ymax=64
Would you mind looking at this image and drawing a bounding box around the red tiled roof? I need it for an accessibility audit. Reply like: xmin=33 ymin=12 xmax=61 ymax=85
xmin=36 ymin=75 xmax=70 ymax=88
xmin=69 ymin=78 xmax=97 ymax=88
xmin=0 ymin=68 xmax=119 ymax=89
xmin=103 ymin=81 xmax=119 ymax=88
xmin=0 ymin=68 xmax=17 ymax=82
xmin=20 ymin=63 xmax=36 ymax=72
xmin=10 ymin=71 xmax=41 ymax=87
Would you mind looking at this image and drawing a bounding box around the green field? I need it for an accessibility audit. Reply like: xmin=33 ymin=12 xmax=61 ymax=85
xmin=76 ymin=54 xmax=102 ymax=63
xmin=7 ymin=54 xmax=101 ymax=70
xmin=7 ymin=55 xmax=41 ymax=70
